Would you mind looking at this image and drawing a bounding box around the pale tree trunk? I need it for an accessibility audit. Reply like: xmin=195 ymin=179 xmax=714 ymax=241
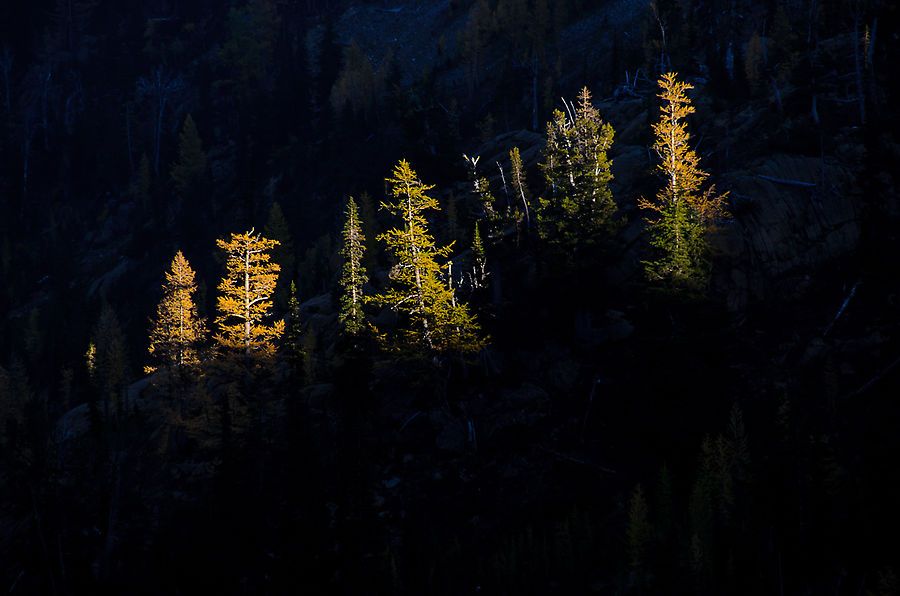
xmin=154 ymin=96 xmax=165 ymax=175
xmin=125 ymin=102 xmax=134 ymax=175
xmin=407 ymin=180 xmax=432 ymax=349
xmin=42 ymin=68 xmax=51 ymax=151
xmin=853 ymin=10 xmax=866 ymax=125
xmin=532 ymin=53 xmax=539 ymax=131
xmin=244 ymin=244 xmax=251 ymax=355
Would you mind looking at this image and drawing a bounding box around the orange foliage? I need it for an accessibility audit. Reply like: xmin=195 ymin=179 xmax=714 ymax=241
xmin=215 ymin=230 xmax=284 ymax=358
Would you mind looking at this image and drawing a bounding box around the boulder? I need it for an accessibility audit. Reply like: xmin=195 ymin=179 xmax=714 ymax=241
xmin=721 ymin=153 xmax=861 ymax=305
xmin=299 ymin=292 xmax=335 ymax=316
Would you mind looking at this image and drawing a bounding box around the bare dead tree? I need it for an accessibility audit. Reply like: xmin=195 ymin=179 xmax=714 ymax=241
xmin=137 ymin=66 xmax=184 ymax=175
xmin=851 ymin=1 xmax=867 ymax=125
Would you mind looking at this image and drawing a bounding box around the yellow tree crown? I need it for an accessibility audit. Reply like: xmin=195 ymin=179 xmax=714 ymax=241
xmin=147 ymin=250 xmax=205 ymax=372
xmin=214 ymin=229 xmax=284 ymax=357
xmin=639 ymin=72 xmax=729 ymax=285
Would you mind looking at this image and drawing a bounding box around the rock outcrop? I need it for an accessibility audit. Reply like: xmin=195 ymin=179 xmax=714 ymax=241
xmin=720 ymin=153 xmax=861 ymax=309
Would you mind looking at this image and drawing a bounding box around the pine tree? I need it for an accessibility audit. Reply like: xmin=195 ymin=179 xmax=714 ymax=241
xmin=744 ymin=32 xmax=764 ymax=93
xmin=146 ymin=251 xmax=205 ymax=373
xmin=221 ymin=0 xmax=280 ymax=98
xmin=214 ymin=229 xmax=284 ymax=358
xmin=283 ymin=280 xmax=305 ymax=380
xmin=339 ymin=196 xmax=368 ymax=335
xmin=376 ymin=160 xmax=484 ymax=357
xmin=538 ymin=87 xmax=618 ymax=259
xmin=509 ymin=146 xmax=532 ymax=229
xmin=627 ymin=484 xmax=652 ymax=573
xmin=330 ymin=39 xmax=376 ymax=122
xmin=638 ymin=72 xmax=729 ymax=287
xmin=458 ymin=0 xmax=493 ymax=93
xmin=92 ymin=304 xmax=129 ymax=418
xmin=471 ymin=221 xmax=487 ymax=287
xmin=496 ymin=0 xmax=529 ymax=60
xmin=170 ymin=114 xmax=206 ymax=197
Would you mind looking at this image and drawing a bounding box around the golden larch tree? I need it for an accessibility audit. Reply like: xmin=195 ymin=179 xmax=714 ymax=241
xmin=639 ymin=72 xmax=729 ymax=287
xmin=146 ymin=251 xmax=205 ymax=372
xmin=215 ymin=229 xmax=284 ymax=358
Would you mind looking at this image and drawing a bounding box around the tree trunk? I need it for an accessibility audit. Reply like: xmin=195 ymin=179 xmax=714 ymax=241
xmin=532 ymin=53 xmax=538 ymax=131
xmin=125 ymin=103 xmax=134 ymax=175
xmin=244 ymin=244 xmax=251 ymax=355
xmin=853 ymin=14 xmax=866 ymax=125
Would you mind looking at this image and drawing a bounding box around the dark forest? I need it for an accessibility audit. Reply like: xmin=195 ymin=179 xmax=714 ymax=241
xmin=1 ymin=0 xmax=899 ymax=593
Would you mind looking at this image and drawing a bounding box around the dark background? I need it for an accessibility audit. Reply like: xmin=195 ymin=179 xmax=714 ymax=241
xmin=1 ymin=0 xmax=899 ymax=593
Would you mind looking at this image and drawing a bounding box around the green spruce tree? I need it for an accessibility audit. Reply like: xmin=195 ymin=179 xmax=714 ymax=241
xmin=283 ymin=280 xmax=305 ymax=382
xmin=472 ymin=220 xmax=487 ymax=287
xmin=339 ymin=197 xmax=368 ymax=336
xmin=170 ymin=114 xmax=206 ymax=197
xmin=538 ymin=87 xmax=619 ymax=263
xmin=375 ymin=160 xmax=484 ymax=357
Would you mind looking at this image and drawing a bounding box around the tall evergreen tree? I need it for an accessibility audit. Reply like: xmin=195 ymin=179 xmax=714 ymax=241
xmin=92 ymin=304 xmax=129 ymax=418
xmin=509 ymin=146 xmax=532 ymax=229
xmin=627 ymin=484 xmax=652 ymax=577
xmin=339 ymin=197 xmax=368 ymax=335
xmin=376 ymin=160 xmax=484 ymax=357
xmin=538 ymin=87 xmax=618 ymax=259
xmin=458 ymin=0 xmax=493 ymax=93
xmin=214 ymin=229 xmax=284 ymax=358
xmin=639 ymin=72 xmax=729 ymax=287
xmin=220 ymin=0 xmax=280 ymax=99
xmin=283 ymin=280 xmax=305 ymax=381
xmin=170 ymin=114 xmax=206 ymax=197
xmin=146 ymin=251 xmax=205 ymax=373
xmin=471 ymin=220 xmax=487 ymax=287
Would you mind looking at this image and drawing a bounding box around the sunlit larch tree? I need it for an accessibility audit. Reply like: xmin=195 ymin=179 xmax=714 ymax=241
xmin=376 ymin=159 xmax=484 ymax=357
xmin=339 ymin=196 xmax=368 ymax=335
xmin=639 ymin=72 xmax=729 ymax=287
xmin=215 ymin=229 xmax=284 ymax=358
xmin=538 ymin=87 xmax=618 ymax=259
xmin=146 ymin=251 xmax=205 ymax=374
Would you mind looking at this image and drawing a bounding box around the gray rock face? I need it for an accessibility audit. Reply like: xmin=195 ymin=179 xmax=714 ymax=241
xmin=720 ymin=153 xmax=861 ymax=308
